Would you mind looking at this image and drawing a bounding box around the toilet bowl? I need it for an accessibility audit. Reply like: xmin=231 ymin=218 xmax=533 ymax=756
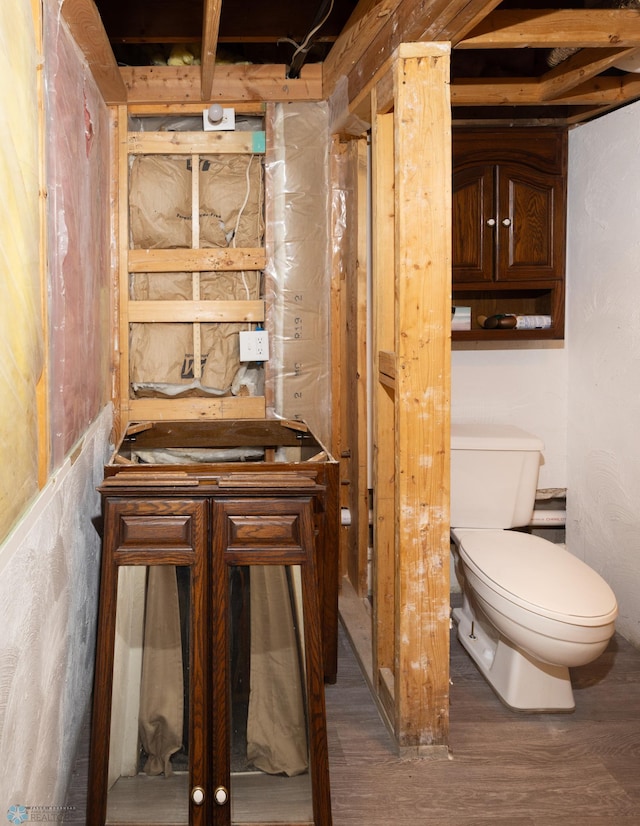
xmin=451 ymin=529 xmax=618 ymax=711
xmin=450 ymin=423 xmax=618 ymax=712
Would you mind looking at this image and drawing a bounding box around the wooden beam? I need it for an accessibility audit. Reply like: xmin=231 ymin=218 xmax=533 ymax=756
xmin=121 ymin=64 xmax=322 ymax=105
xmin=60 ymin=0 xmax=127 ymax=104
xmin=371 ymin=99 xmax=396 ymax=713
xmin=354 ymin=137 xmax=370 ymax=598
xmin=201 ymin=0 xmax=222 ymax=101
xmin=128 ymin=248 xmax=266 ymax=273
xmin=33 ymin=0 xmax=50 ymax=485
xmin=540 ymin=47 xmax=636 ymax=101
xmin=440 ymin=0 xmax=504 ymax=46
xmin=127 ymin=299 xmax=265 ymax=323
xmin=393 ymin=42 xmax=450 ymax=753
xmin=557 ymin=73 xmax=640 ymax=107
xmin=451 ymin=71 xmax=640 ymax=108
xmin=128 ymin=396 xmax=266 ymax=422
xmin=326 ymin=0 xmax=506 ymax=111
xmin=116 ymin=105 xmax=130 ymax=437
xmin=127 ymin=130 xmax=266 ymax=155
xmin=451 ymin=78 xmax=542 ymax=106
xmin=458 ymin=9 xmax=640 ymax=50
xmin=323 ymin=0 xmax=402 ymax=99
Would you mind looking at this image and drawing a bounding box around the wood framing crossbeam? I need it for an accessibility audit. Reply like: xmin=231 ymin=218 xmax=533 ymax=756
xmin=458 ymin=9 xmax=640 ymax=49
xmin=120 ymin=64 xmax=323 ymax=104
xmin=453 ymin=74 xmax=640 ymax=106
xmin=453 ymin=10 xmax=640 ymax=115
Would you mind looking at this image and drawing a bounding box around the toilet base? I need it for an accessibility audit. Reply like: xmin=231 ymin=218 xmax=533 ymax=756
xmin=452 ymin=604 xmax=576 ymax=713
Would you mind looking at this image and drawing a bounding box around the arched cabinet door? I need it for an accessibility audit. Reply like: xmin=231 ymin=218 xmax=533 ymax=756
xmin=496 ymin=163 xmax=565 ymax=282
xmin=452 ymin=164 xmax=495 ymax=284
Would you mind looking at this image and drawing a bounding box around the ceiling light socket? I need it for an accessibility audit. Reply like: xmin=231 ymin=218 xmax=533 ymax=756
xmin=203 ymin=105 xmax=235 ymax=131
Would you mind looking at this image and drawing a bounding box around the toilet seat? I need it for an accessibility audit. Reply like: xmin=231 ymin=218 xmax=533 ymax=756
xmin=453 ymin=529 xmax=618 ymax=625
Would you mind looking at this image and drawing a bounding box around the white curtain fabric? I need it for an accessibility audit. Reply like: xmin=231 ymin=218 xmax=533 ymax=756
xmin=247 ymin=566 xmax=308 ymax=776
xmin=138 ymin=566 xmax=184 ymax=776
xmin=126 ymin=564 xmax=308 ymax=779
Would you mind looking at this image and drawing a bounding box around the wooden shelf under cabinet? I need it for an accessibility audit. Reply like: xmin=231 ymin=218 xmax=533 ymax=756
xmin=452 ymin=280 xmax=564 ymax=341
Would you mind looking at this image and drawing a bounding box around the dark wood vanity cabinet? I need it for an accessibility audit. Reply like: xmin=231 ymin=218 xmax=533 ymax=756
xmin=452 ymin=128 xmax=567 ymax=340
xmin=87 ymin=419 xmax=338 ymax=826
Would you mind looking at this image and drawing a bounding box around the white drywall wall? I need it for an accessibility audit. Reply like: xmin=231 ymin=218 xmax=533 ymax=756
xmin=567 ymin=101 xmax=640 ymax=646
xmin=0 ymin=406 xmax=112 ymax=811
xmin=451 ymin=344 xmax=568 ymax=489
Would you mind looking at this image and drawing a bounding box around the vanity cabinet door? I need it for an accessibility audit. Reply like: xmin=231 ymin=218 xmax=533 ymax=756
xmin=88 ymin=497 xmax=209 ymax=826
xmin=210 ymin=496 xmax=332 ymax=826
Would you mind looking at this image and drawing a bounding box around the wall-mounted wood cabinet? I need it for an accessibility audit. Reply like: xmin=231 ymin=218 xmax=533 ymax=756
xmin=452 ymin=128 xmax=567 ymax=341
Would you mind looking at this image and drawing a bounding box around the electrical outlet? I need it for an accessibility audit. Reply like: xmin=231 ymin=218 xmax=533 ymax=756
xmin=239 ymin=330 xmax=269 ymax=362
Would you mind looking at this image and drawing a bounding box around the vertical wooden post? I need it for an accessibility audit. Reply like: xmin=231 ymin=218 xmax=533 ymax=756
xmin=371 ymin=98 xmax=397 ymax=726
xmin=330 ymin=135 xmax=369 ymax=592
xmin=393 ymin=43 xmax=451 ymax=752
xmin=117 ymin=104 xmax=130 ymax=437
xmin=354 ymin=137 xmax=370 ymax=597
xmin=33 ymin=0 xmax=49 ymax=486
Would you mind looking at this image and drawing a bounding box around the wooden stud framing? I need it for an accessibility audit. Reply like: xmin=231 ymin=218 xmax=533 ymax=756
xmin=33 ymin=0 xmax=49 ymax=486
xmin=120 ymin=64 xmax=323 ymax=106
xmin=354 ymin=138 xmax=370 ymax=598
xmin=117 ymin=119 xmax=268 ymax=434
xmin=367 ymin=44 xmax=452 ymax=753
xmin=371 ymin=98 xmax=396 ymax=728
xmin=391 ymin=43 xmax=451 ymax=752
xmin=329 ymin=135 xmax=370 ymax=591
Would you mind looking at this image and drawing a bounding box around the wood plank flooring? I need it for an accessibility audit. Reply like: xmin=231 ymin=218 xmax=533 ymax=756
xmin=65 ymin=603 xmax=640 ymax=825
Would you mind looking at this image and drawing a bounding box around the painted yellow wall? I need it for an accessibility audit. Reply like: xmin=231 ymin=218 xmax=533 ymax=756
xmin=0 ymin=0 xmax=43 ymax=542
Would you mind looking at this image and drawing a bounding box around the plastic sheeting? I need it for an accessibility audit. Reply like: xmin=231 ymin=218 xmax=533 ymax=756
xmin=265 ymin=103 xmax=332 ymax=449
xmin=45 ymin=3 xmax=112 ymax=468
xmin=0 ymin=1 xmax=43 ymax=543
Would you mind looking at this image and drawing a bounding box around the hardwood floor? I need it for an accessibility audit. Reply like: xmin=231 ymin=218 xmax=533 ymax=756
xmin=66 ymin=606 xmax=640 ymax=825
xmin=327 ymin=613 xmax=640 ymax=825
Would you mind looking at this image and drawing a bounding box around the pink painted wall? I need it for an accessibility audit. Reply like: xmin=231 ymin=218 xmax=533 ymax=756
xmin=45 ymin=11 xmax=112 ymax=467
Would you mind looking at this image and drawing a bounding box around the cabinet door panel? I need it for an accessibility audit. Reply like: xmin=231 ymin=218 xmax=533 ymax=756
xmin=497 ymin=164 xmax=565 ymax=281
xmin=452 ymin=165 xmax=494 ymax=283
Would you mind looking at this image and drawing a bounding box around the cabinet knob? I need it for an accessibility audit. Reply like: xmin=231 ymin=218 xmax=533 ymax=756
xmin=214 ymin=786 xmax=229 ymax=806
xmin=486 ymin=218 xmax=496 ymax=227
xmin=501 ymin=218 xmax=512 ymax=227
xmin=191 ymin=787 xmax=205 ymax=806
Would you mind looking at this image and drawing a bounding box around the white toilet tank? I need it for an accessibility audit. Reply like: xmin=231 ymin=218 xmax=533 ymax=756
xmin=451 ymin=424 xmax=545 ymax=529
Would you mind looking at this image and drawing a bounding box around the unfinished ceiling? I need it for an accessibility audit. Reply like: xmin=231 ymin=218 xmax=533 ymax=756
xmin=75 ymin=0 xmax=640 ymax=125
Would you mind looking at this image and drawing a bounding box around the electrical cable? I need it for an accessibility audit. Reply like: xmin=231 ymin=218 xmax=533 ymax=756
xmin=289 ymin=0 xmax=335 ymax=64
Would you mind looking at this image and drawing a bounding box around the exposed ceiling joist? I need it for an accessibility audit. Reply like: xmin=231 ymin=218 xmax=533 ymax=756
xmin=61 ymin=0 xmax=127 ymax=104
xmin=62 ymin=1 xmax=640 ymax=126
xmin=539 ymin=47 xmax=636 ymax=101
xmin=458 ymin=9 xmax=640 ymax=50
xmin=201 ymin=0 xmax=222 ymax=100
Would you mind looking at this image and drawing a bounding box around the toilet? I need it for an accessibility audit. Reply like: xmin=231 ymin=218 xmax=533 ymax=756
xmin=450 ymin=423 xmax=618 ymax=713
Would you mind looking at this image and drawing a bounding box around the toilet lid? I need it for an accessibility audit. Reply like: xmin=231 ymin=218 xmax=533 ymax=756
xmin=456 ymin=530 xmax=618 ymax=625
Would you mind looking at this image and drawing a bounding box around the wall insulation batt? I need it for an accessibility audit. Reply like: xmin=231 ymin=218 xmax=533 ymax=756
xmin=0 ymin=0 xmax=42 ymax=543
